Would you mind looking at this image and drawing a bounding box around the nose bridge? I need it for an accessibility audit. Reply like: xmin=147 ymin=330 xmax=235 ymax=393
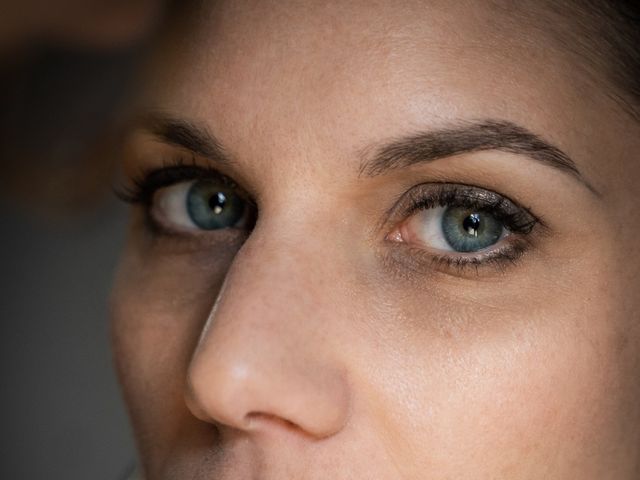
xmin=185 ymin=223 xmax=351 ymax=439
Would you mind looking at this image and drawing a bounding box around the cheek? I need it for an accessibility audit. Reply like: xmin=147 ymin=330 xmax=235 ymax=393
xmin=354 ymin=269 xmax=635 ymax=477
xmin=109 ymin=236 xmax=235 ymax=467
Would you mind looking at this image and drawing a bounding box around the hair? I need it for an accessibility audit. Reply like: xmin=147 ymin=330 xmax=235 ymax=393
xmin=542 ymin=1 xmax=639 ymax=121
xmin=493 ymin=0 xmax=639 ymax=121
xmin=576 ymin=1 xmax=640 ymax=121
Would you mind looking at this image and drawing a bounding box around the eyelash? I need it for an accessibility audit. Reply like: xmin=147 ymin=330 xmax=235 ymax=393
xmin=116 ymin=162 xmax=542 ymax=275
xmin=114 ymin=161 xmax=250 ymax=237
xmin=402 ymin=183 xmax=538 ymax=234
xmin=388 ymin=183 xmax=542 ymax=274
xmin=115 ymin=162 xmax=236 ymax=207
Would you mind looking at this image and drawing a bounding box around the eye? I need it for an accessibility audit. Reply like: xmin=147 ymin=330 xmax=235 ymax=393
xmin=386 ymin=183 xmax=540 ymax=272
xmin=152 ymin=178 xmax=255 ymax=232
xmin=400 ymin=205 xmax=507 ymax=253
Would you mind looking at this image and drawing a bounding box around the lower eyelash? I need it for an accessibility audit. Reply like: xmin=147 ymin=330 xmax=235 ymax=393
xmin=427 ymin=238 xmax=530 ymax=275
xmin=385 ymin=235 xmax=532 ymax=279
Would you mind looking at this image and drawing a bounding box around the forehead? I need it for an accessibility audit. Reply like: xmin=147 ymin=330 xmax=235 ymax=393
xmin=137 ymin=0 xmax=620 ymax=187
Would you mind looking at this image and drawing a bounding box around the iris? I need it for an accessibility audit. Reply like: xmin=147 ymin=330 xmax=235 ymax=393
xmin=441 ymin=207 xmax=503 ymax=252
xmin=186 ymin=179 xmax=247 ymax=230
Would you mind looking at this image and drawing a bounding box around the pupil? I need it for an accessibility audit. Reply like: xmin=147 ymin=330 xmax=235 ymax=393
xmin=209 ymin=192 xmax=227 ymax=215
xmin=463 ymin=213 xmax=481 ymax=236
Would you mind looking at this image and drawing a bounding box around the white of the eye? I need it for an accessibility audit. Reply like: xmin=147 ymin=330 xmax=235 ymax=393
xmin=411 ymin=206 xmax=455 ymax=252
xmin=152 ymin=180 xmax=198 ymax=230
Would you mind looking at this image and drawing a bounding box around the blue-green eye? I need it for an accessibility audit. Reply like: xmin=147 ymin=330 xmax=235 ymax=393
xmin=441 ymin=207 xmax=504 ymax=252
xmin=401 ymin=205 xmax=507 ymax=253
xmin=151 ymin=178 xmax=254 ymax=232
xmin=186 ymin=180 xmax=248 ymax=230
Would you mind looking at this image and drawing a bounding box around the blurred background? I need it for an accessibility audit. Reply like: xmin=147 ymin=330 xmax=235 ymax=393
xmin=0 ymin=198 xmax=134 ymax=479
xmin=0 ymin=1 xmax=185 ymax=477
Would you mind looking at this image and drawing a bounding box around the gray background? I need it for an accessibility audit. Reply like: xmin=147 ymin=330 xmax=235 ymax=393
xmin=0 ymin=198 xmax=135 ymax=479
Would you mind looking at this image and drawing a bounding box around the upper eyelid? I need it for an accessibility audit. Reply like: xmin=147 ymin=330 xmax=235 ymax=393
xmin=410 ymin=190 xmax=536 ymax=230
xmin=115 ymin=163 xmax=246 ymax=205
xmin=377 ymin=182 xmax=546 ymax=255
xmin=405 ymin=186 xmax=508 ymax=215
xmin=388 ymin=182 xmax=539 ymax=221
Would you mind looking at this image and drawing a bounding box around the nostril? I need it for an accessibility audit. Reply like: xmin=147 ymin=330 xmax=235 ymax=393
xmin=245 ymin=412 xmax=306 ymax=435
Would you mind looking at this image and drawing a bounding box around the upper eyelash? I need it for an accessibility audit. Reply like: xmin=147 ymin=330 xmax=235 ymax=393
xmin=381 ymin=182 xmax=543 ymax=275
xmin=118 ymin=163 xmax=538 ymax=264
xmin=114 ymin=163 xmax=237 ymax=206
xmin=402 ymin=183 xmax=540 ymax=234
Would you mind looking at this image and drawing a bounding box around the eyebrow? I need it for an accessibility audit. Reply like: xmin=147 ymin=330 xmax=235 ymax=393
xmin=360 ymin=119 xmax=597 ymax=194
xmin=139 ymin=113 xmax=233 ymax=166
xmin=139 ymin=115 xmax=597 ymax=195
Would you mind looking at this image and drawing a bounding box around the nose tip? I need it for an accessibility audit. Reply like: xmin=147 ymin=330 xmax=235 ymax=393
xmin=185 ymin=340 xmax=351 ymax=439
xmin=183 ymin=226 xmax=352 ymax=441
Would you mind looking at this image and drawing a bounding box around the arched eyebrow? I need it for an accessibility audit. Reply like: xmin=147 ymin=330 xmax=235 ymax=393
xmin=136 ymin=112 xmax=233 ymax=167
xmin=359 ymin=119 xmax=598 ymax=195
xmin=136 ymin=114 xmax=598 ymax=196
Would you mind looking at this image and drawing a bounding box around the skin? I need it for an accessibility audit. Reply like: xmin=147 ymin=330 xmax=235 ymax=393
xmin=111 ymin=1 xmax=640 ymax=478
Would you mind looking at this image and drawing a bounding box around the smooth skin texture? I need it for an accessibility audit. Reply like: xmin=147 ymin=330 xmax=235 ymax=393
xmin=111 ymin=1 xmax=640 ymax=478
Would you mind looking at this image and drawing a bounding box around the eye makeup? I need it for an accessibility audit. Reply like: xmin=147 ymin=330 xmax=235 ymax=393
xmin=384 ymin=182 xmax=545 ymax=276
xmin=117 ymin=159 xmax=544 ymax=276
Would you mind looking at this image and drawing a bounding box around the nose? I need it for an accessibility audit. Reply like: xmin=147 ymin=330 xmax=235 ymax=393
xmin=184 ymin=234 xmax=351 ymax=439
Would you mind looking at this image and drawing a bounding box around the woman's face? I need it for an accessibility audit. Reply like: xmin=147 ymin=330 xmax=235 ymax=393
xmin=111 ymin=1 xmax=640 ymax=478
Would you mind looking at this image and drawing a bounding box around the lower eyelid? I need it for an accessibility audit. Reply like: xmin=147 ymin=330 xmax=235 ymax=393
xmin=131 ymin=203 xmax=250 ymax=252
xmin=382 ymin=231 xmax=533 ymax=279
